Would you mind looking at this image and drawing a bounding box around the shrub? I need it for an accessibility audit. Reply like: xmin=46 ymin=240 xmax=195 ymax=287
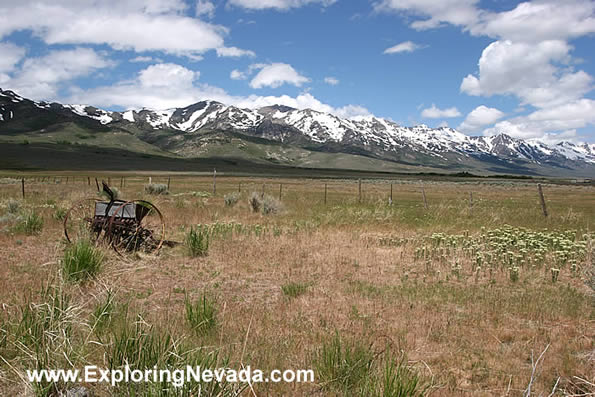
xmin=249 ymin=192 xmax=261 ymax=213
xmin=62 ymin=240 xmax=104 ymax=281
xmin=14 ymin=211 xmax=44 ymax=235
xmin=224 ymin=192 xmax=240 ymax=207
xmin=6 ymin=198 xmax=21 ymax=214
xmin=185 ymin=226 xmax=209 ymax=257
xmin=144 ymin=183 xmax=169 ymax=195
xmin=248 ymin=192 xmax=283 ymax=215
xmin=313 ymin=333 xmax=374 ymax=392
xmin=185 ymin=293 xmax=217 ymax=335
xmin=281 ymin=282 xmax=309 ymax=298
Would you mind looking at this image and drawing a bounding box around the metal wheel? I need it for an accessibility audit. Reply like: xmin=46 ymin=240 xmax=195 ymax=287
xmin=63 ymin=198 xmax=105 ymax=245
xmin=107 ymin=200 xmax=165 ymax=255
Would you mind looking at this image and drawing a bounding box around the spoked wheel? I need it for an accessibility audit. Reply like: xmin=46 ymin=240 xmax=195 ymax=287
xmin=107 ymin=200 xmax=165 ymax=255
xmin=64 ymin=198 xmax=106 ymax=245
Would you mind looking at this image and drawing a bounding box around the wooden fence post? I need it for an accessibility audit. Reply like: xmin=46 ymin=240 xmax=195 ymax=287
xmin=421 ymin=181 xmax=428 ymax=209
xmin=21 ymin=178 xmax=25 ymax=199
xmin=87 ymin=176 xmax=90 ymax=186
xmin=390 ymin=183 xmax=393 ymax=205
xmin=262 ymin=183 xmax=265 ymax=197
xmin=95 ymin=178 xmax=100 ymax=192
xmin=167 ymin=176 xmax=170 ymax=191
xmin=358 ymin=178 xmax=362 ymax=203
xmin=537 ymin=183 xmax=548 ymax=217
xmin=324 ymin=183 xmax=327 ymax=205
xmin=238 ymin=182 xmax=241 ymax=193
xmin=279 ymin=183 xmax=282 ymax=200
xmin=213 ymin=169 xmax=216 ymax=195
xmin=121 ymin=176 xmax=124 ymax=189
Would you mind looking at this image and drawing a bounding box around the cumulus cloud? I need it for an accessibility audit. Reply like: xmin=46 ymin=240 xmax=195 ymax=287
xmin=324 ymin=76 xmax=339 ymax=85
xmin=0 ymin=0 xmax=246 ymax=59
xmin=458 ymin=105 xmax=504 ymax=133
xmin=0 ymin=42 xmax=26 ymax=73
xmin=460 ymin=40 xmax=592 ymax=109
xmin=6 ymin=48 xmax=112 ymax=100
xmin=66 ymin=62 xmax=369 ymax=119
xmin=483 ymin=99 xmax=595 ymax=140
xmin=383 ymin=41 xmax=423 ymax=54
xmin=227 ymin=0 xmax=336 ymax=11
xmin=377 ymin=0 xmax=595 ymax=141
xmin=374 ymin=0 xmax=481 ymax=30
xmin=471 ymin=0 xmax=595 ymax=42
xmin=421 ymin=104 xmax=461 ymax=118
xmin=249 ymin=63 xmax=310 ymax=89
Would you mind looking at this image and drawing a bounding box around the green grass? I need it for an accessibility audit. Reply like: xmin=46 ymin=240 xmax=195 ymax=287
xmin=185 ymin=226 xmax=209 ymax=257
xmin=14 ymin=211 xmax=44 ymax=235
xmin=313 ymin=332 xmax=374 ymax=393
xmin=281 ymin=282 xmax=309 ymax=298
xmin=62 ymin=240 xmax=104 ymax=281
xmin=185 ymin=293 xmax=217 ymax=336
xmin=365 ymin=353 xmax=430 ymax=397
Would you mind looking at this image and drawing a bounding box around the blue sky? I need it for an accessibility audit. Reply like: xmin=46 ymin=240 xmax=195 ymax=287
xmin=0 ymin=0 xmax=594 ymax=143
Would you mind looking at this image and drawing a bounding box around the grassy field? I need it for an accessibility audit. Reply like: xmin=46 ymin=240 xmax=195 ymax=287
xmin=0 ymin=174 xmax=593 ymax=396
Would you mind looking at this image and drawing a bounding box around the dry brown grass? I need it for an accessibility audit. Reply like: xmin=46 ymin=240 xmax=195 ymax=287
xmin=0 ymin=174 xmax=593 ymax=396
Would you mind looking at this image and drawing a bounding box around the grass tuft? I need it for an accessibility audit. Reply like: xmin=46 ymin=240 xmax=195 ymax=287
xmin=185 ymin=226 xmax=209 ymax=257
xmin=62 ymin=240 xmax=104 ymax=281
xmin=281 ymin=281 xmax=309 ymax=298
xmin=185 ymin=293 xmax=217 ymax=336
xmin=14 ymin=211 xmax=44 ymax=235
xmin=313 ymin=332 xmax=374 ymax=392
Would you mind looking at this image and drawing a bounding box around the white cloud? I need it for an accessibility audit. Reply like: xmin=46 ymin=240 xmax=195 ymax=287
xmin=460 ymin=40 xmax=592 ymax=109
xmin=6 ymin=48 xmax=112 ymax=100
xmin=374 ymin=0 xmax=481 ymax=30
xmin=249 ymin=63 xmax=309 ymax=89
xmin=333 ymin=104 xmax=371 ymax=119
xmin=138 ymin=63 xmax=198 ymax=88
xmin=0 ymin=42 xmax=26 ymax=74
xmin=129 ymin=56 xmax=160 ymax=63
xmin=421 ymin=104 xmax=461 ymax=118
xmin=375 ymin=0 xmax=595 ymax=41
xmin=458 ymin=105 xmax=504 ymax=133
xmin=377 ymin=0 xmax=595 ymax=142
xmin=215 ymin=47 xmax=255 ymax=57
xmin=0 ymin=1 xmax=234 ymax=58
xmin=196 ymin=0 xmax=216 ymax=18
xmin=483 ymin=99 xmax=595 ymax=141
xmin=66 ymin=62 xmax=370 ymax=119
xmin=471 ymin=0 xmax=595 ymax=42
xmin=324 ymin=76 xmax=339 ymax=85
xmin=383 ymin=41 xmax=423 ymax=54
xmin=230 ymin=69 xmax=246 ymax=80
xmin=227 ymin=0 xmax=336 ymax=11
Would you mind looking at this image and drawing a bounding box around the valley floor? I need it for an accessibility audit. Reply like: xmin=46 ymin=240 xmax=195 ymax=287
xmin=0 ymin=175 xmax=593 ymax=396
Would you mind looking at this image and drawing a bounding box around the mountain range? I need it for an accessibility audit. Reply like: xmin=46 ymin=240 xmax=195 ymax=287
xmin=1 ymin=88 xmax=594 ymax=177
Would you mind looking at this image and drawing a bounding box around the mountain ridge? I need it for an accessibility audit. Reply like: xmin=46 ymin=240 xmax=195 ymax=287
xmin=1 ymin=88 xmax=594 ymax=177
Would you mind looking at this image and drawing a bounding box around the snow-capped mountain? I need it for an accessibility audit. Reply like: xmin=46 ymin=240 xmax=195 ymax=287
xmin=1 ymin=88 xmax=594 ymax=175
xmin=66 ymin=97 xmax=593 ymax=166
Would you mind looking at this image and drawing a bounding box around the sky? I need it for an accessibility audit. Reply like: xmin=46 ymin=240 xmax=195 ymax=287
xmin=0 ymin=0 xmax=594 ymax=144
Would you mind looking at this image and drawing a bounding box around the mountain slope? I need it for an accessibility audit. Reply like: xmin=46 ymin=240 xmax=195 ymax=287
xmin=1 ymin=88 xmax=594 ymax=176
